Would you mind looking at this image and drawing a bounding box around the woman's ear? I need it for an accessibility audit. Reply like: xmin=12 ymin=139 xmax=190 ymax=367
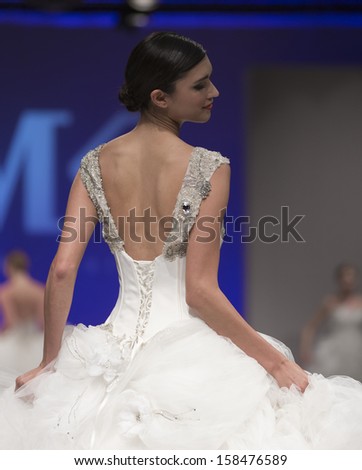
xmin=150 ymin=89 xmax=169 ymax=109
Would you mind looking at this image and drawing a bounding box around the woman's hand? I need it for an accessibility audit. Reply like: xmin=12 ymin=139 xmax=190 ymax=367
xmin=15 ymin=365 xmax=46 ymax=391
xmin=271 ymin=358 xmax=310 ymax=392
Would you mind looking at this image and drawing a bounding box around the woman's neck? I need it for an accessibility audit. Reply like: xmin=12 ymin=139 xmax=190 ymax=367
xmin=337 ymin=290 xmax=355 ymax=302
xmin=8 ymin=271 xmax=29 ymax=284
xmin=137 ymin=109 xmax=181 ymax=136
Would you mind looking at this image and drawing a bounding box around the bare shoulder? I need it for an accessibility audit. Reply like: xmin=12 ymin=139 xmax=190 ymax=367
xmin=100 ymin=134 xmax=135 ymax=159
xmin=29 ymin=278 xmax=45 ymax=293
xmin=321 ymin=294 xmax=338 ymax=311
xmin=214 ymin=159 xmax=231 ymax=177
xmin=102 ymin=134 xmax=194 ymax=159
xmin=0 ymin=283 xmax=10 ymax=299
xmin=207 ymin=162 xmax=230 ymax=203
xmin=207 ymin=152 xmax=231 ymax=184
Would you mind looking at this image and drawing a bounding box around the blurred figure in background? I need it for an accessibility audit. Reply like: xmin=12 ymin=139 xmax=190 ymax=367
xmin=0 ymin=250 xmax=44 ymax=389
xmin=300 ymin=263 xmax=362 ymax=381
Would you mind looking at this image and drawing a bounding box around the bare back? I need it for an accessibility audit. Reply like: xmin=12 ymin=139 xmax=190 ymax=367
xmin=98 ymin=134 xmax=195 ymax=261
xmin=0 ymin=275 xmax=44 ymax=329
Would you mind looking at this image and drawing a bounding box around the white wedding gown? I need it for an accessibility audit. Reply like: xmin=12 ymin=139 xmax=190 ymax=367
xmin=1 ymin=145 xmax=362 ymax=450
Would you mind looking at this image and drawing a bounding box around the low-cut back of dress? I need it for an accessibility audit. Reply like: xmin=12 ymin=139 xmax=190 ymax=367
xmin=0 ymin=145 xmax=362 ymax=450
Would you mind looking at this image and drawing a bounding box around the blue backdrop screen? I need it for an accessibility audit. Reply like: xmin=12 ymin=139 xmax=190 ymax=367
xmin=2 ymin=22 xmax=362 ymax=325
xmin=0 ymin=25 xmax=247 ymax=325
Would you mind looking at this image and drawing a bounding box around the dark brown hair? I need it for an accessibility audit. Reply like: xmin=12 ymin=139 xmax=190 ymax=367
xmin=119 ymin=31 xmax=206 ymax=112
xmin=5 ymin=250 xmax=30 ymax=272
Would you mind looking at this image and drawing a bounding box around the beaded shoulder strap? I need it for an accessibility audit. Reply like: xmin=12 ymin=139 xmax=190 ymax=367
xmin=79 ymin=145 xmax=124 ymax=254
xmin=163 ymin=147 xmax=230 ymax=261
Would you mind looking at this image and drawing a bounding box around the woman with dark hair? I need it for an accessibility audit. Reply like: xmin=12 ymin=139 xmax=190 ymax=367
xmin=0 ymin=32 xmax=362 ymax=449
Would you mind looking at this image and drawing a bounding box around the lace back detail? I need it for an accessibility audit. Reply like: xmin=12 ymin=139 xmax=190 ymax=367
xmin=134 ymin=261 xmax=156 ymax=342
xmin=163 ymin=147 xmax=230 ymax=261
xmin=95 ymin=261 xmax=156 ymax=367
xmin=79 ymin=145 xmax=124 ymax=254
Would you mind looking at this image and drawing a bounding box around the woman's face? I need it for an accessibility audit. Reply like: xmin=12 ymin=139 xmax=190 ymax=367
xmin=165 ymin=55 xmax=219 ymax=124
xmin=338 ymin=267 xmax=358 ymax=292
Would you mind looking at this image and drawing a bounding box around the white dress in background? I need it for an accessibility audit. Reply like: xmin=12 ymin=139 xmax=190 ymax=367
xmin=0 ymin=145 xmax=362 ymax=449
xmin=309 ymin=305 xmax=362 ymax=382
xmin=0 ymin=322 xmax=43 ymax=392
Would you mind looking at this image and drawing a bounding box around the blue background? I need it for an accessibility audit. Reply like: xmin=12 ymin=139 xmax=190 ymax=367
xmin=2 ymin=4 xmax=362 ymax=326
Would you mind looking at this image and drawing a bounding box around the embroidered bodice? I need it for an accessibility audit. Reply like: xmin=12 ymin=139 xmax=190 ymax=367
xmin=79 ymin=145 xmax=229 ymax=359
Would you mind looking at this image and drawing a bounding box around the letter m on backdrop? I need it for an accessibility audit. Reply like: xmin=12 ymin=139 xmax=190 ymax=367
xmin=0 ymin=110 xmax=72 ymax=234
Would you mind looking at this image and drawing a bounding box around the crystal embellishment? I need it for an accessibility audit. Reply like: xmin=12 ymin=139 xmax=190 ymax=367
xmin=199 ymin=180 xmax=211 ymax=198
xmin=182 ymin=202 xmax=191 ymax=214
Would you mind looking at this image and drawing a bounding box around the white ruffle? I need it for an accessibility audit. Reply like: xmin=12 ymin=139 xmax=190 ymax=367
xmin=0 ymin=317 xmax=362 ymax=449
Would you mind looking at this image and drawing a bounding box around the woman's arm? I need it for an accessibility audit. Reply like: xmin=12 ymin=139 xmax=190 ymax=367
xmin=0 ymin=288 xmax=13 ymax=332
xmin=35 ymin=283 xmax=45 ymax=330
xmin=299 ymin=298 xmax=332 ymax=365
xmin=15 ymin=170 xmax=98 ymax=389
xmin=185 ymin=164 xmax=309 ymax=392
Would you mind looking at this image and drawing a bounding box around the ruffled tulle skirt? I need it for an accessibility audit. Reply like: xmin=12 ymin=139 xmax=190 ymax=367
xmin=0 ymin=317 xmax=362 ymax=449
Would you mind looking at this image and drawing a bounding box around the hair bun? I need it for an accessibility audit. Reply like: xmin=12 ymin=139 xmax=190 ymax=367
xmin=118 ymin=83 xmax=140 ymax=112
